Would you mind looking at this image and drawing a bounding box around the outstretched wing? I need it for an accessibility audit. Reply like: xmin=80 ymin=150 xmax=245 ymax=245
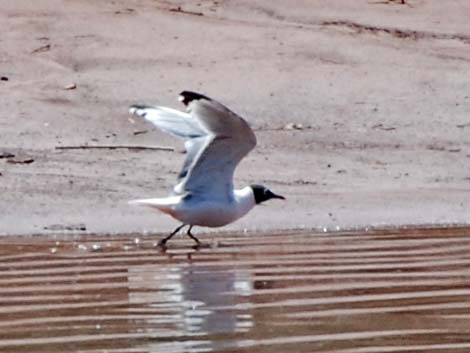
xmin=129 ymin=104 xmax=205 ymax=138
xmin=129 ymin=91 xmax=257 ymax=201
xmin=129 ymin=103 xmax=209 ymax=186
xmin=173 ymin=91 xmax=257 ymax=200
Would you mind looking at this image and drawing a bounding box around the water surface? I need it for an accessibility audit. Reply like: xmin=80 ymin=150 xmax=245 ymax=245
xmin=1 ymin=227 xmax=470 ymax=352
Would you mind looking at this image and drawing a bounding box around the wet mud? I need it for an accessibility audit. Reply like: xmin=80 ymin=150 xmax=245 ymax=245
xmin=1 ymin=227 xmax=470 ymax=352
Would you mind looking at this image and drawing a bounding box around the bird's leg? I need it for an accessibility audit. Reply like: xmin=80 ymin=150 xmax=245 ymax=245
xmin=186 ymin=225 xmax=200 ymax=245
xmin=158 ymin=223 xmax=186 ymax=246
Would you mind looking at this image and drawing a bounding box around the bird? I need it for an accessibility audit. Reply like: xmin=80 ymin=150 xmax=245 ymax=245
xmin=129 ymin=91 xmax=285 ymax=246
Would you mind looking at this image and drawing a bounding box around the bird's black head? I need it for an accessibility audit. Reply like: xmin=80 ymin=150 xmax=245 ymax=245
xmin=250 ymin=184 xmax=285 ymax=204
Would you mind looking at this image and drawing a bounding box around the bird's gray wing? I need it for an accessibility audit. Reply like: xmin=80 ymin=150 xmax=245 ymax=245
xmin=129 ymin=104 xmax=206 ymax=138
xmin=173 ymin=91 xmax=257 ymax=200
xmin=129 ymin=103 xmax=209 ymax=185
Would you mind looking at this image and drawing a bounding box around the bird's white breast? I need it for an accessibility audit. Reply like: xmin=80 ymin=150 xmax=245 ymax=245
xmin=171 ymin=186 xmax=255 ymax=227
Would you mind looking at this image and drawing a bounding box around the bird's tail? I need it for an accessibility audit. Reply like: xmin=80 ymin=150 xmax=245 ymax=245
xmin=128 ymin=197 xmax=181 ymax=217
xmin=128 ymin=198 xmax=167 ymax=208
xmin=128 ymin=199 xmax=150 ymax=207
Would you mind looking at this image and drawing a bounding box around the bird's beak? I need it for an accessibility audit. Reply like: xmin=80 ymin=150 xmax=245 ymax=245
xmin=272 ymin=193 xmax=285 ymax=200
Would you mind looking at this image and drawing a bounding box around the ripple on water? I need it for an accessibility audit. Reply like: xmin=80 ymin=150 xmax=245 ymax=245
xmin=0 ymin=227 xmax=470 ymax=352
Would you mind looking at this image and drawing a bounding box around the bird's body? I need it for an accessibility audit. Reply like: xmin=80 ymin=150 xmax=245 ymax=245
xmin=130 ymin=186 xmax=255 ymax=228
xmin=129 ymin=91 xmax=284 ymax=246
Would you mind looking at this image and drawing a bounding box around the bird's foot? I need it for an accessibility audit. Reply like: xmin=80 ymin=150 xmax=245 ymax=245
xmin=156 ymin=223 xmax=186 ymax=248
xmin=157 ymin=239 xmax=168 ymax=248
xmin=187 ymin=234 xmax=201 ymax=245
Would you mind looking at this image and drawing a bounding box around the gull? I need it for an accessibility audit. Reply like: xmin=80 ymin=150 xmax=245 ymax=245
xmin=129 ymin=91 xmax=285 ymax=246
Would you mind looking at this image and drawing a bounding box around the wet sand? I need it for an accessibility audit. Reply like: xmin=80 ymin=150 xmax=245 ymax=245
xmin=1 ymin=227 xmax=470 ymax=352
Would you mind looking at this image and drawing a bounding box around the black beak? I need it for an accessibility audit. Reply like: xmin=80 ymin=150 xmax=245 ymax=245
xmin=271 ymin=192 xmax=285 ymax=200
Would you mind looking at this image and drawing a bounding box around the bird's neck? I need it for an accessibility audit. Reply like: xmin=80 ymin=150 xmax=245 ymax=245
xmin=233 ymin=186 xmax=256 ymax=218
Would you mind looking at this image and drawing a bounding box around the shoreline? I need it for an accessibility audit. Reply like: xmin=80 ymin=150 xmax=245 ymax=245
xmin=3 ymin=223 xmax=470 ymax=239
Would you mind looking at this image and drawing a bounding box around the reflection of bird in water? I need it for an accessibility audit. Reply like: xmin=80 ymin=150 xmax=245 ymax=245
xmin=129 ymin=91 xmax=284 ymax=246
xmin=180 ymin=266 xmax=252 ymax=334
xmin=129 ymin=263 xmax=253 ymax=344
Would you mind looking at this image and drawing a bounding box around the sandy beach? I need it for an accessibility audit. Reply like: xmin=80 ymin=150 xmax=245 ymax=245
xmin=1 ymin=0 xmax=470 ymax=235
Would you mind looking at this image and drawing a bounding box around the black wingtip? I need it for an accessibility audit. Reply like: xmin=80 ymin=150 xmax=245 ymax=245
xmin=129 ymin=104 xmax=152 ymax=117
xmin=178 ymin=91 xmax=211 ymax=106
xmin=129 ymin=104 xmax=151 ymax=110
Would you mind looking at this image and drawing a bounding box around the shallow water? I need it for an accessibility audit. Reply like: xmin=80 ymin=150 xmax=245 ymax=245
xmin=1 ymin=228 xmax=470 ymax=353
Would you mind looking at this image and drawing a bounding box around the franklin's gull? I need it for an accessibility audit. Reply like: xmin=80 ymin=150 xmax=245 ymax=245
xmin=129 ymin=91 xmax=284 ymax=246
